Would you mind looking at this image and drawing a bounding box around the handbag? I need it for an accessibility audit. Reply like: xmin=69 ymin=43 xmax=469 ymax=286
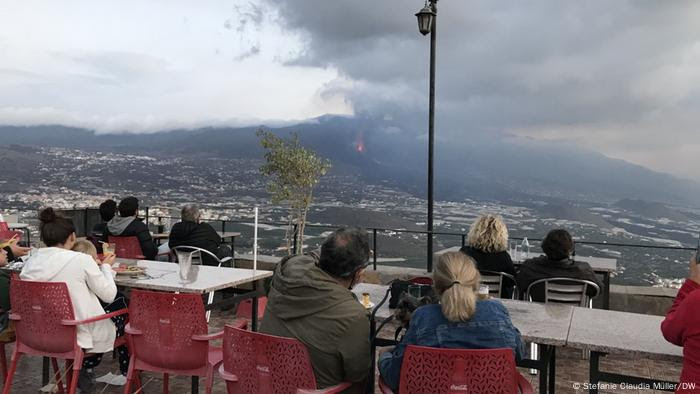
xmin=388 ymin=277 xmax=434 ymax=309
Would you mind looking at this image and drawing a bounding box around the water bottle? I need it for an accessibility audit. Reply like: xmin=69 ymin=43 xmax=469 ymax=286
xmin=521 ymin=237 xmax=530 ymax=259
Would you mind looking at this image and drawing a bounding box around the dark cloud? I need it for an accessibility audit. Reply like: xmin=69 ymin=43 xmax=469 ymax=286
xmin=269 ymin=0 xmax=700 ymax=178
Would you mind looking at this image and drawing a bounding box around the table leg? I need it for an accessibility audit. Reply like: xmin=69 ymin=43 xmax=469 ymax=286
xmin=603 ymin=273 xmax=610 ymax=310
xmin=549 ymin=346 xmax=556 ymax=394
xmin=191 ymin=376 xmax=199 ymax=394
xmin=42 ymin=357 xmax=49 ymax=386
xmin=252 ymin=281 xmax=259 ymax=332
xmin=231 ymin=237 xmax=235 ymax=260
xmin=589 ymin=351 xmax=600 ymax=394
xmin=367 ymin=312 xmax=378 ymax=394
xmin=539 ymin=346 xmax=548 ymax=394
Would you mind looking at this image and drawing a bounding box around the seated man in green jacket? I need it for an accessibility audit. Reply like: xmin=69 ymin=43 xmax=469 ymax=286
xmin=260 ymin=227 xmax=371 ymax=392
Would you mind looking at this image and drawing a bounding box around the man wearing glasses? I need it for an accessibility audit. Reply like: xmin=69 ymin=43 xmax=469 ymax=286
xmin=261 ymin=227 xmax=371 ymax=393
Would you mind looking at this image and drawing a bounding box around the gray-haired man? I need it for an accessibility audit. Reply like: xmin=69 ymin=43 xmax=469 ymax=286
xmin=168 ymin=204 xmax=231 ymax=265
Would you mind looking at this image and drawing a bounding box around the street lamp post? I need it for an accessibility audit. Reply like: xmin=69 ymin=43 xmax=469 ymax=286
xmin=416 ymin=0 xmax=437 ymax=272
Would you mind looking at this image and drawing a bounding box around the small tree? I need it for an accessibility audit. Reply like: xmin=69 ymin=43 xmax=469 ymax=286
xmin=257 ymin=129 xmax=331 ymax=255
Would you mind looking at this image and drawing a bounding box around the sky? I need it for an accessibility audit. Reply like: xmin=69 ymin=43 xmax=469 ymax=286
xmin=1 ymin=1 xmax=700 ymax=180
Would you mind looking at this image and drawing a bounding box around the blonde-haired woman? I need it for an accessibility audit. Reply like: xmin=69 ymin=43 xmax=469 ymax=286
xmin=378 ymin=252 xmax=523 ymax=391
xmin=460 ymin=214 xmax=516 ymax=298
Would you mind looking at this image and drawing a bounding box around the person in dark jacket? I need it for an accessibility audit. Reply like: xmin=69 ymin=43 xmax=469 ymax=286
xmin=91 ymin=199 xmax=117 ymax=237
xmin=260 ymin=227 xmax=371 ymax=393
xmin=168 ymin=204 xmax=230 ymax=266
xmin=661 ymin=254 xmax=700 ymax=393
xmin=460 ymin=214 xmax=516 ymax=298
xmin=516 ymin=229 xmax=602 ymax=300
xmin=103 ymin=197 xmax=156 ymax=260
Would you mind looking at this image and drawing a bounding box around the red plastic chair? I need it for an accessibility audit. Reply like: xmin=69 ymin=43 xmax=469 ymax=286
xmin=3 ymin=280 xmax=128 ymax=394
xmin=124 ymin=289 xmax=223 ymax=394
xmin=219 ymin=324 xmax=351 ymax=394
xmin=108 ymin=236 xmax=146 ymax=259
xmin=378 ymin=346 xmax=533 ymax=394
xmin=0 ymin=231 xmax=22 ymax=243
xmin=235 ymin=297 xmax=268 ymax=320
xmin=409 ymin=277 xmax=433 ymax=286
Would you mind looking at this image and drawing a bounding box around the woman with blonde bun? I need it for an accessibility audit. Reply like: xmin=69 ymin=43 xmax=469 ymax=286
xmin=378 ymin=252 xmax=524 ymax=391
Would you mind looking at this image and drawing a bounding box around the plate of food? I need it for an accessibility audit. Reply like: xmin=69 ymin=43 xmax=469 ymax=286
xmin=113 ymin=265 xmax=146 ymax=276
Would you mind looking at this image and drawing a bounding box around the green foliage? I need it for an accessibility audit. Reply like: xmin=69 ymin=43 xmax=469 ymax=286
xmin=257 ymin=129 xmax=331 ymax=254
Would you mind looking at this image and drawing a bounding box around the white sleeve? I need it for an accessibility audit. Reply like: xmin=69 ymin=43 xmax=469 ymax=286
xmin=82 ymin=257 xmax=117 ymax=304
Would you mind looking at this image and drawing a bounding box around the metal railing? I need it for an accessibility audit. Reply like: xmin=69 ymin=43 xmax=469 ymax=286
xmin=10 ymin=206 xmax=698 ymax=275
xmin=141 ymin=209 xmax=697 ymax=274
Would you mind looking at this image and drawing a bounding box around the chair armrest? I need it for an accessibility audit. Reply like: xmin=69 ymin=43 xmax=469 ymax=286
xmin=8 ymin=313 xmax=20 ymax=321
xmin=517 ymin=373 xmax=534 ymax=394
xmin=220 ymin=256 xmax=232 ymax=263
xmin=218 ymin=364 xmax=239 ymax=382
xmin=192 ymin=331 xmax=224 ymax=342
xmin=297 ymin=382 xmax=352 ymax=394
xmin=61 ymin=308 xmax=128 ymax=326
xmin=125 ymin=323 xmax=143 ymax=336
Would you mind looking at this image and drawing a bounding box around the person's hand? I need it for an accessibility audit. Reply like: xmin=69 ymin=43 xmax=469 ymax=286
xmin=100 ymin=254 xmax=116 ymax=266
xmin=690 ymin=253 xmax=700 ymax=285
xmin=0 ymin=250 xmax=7 ymax=266
xmin=9 ymin=244 xmax=30 ymax=258
xmin=379 ymin=346 xmax=395 ymax=358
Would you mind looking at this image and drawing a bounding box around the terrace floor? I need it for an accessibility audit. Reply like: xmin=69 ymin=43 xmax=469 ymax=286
xmin=2 ymin=309 xmax=682 ymax=394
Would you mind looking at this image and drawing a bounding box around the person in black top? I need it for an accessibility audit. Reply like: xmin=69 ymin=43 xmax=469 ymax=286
xmin=103 ymin=197 xmax=157 ymax=260
xmin=168 ymin=204 xmax=230 ymax=266
xmin=516 ymin=229 xmax=603 ymax=300
xmin=460 ymin=214 xmax=516 ymax=298
xmin=91 ymin=199 xmax=117 ymax=237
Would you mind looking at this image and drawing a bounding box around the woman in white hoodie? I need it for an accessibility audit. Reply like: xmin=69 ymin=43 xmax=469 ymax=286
xmin=20 ymin=208 xmax=120 ymax=393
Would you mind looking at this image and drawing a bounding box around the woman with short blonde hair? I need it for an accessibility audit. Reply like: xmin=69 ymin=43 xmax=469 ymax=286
xmin=378 ymin=252 xmax=524 ymax=391
xmin=461 ymin=214 xmax=516 ymax=298
xmin=467 ymin=214 xmax=509 ymax=253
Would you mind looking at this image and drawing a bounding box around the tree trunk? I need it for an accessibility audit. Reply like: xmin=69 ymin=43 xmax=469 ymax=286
xmin=285 ymin=210 xmax=294 ymax=255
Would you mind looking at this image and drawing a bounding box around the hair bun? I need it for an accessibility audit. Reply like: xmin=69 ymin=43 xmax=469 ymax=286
xmin=39 ymin=207 xmax=57 ymax=224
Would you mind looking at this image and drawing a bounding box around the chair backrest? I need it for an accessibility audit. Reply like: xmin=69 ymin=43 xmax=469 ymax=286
xmin=0 ymin=231 xmax=22 ymax=242
xmin=10 ymin=279 xmax=78 ymax=355
xmin=127 ymin=289 xmax=209 ymax=371
xmin=398 ymin=346 xmax=519 ymax=394
xmin=222 ymin=325 xmax=317 ymax=394
xmin=479 ymin=270 xmax=517 ymax=299
xmin=171 ymin=246 xmax=223 ymax=267
xmin=108 ymin=236 xmax=144 ymax=259
xmin=0 ymin=222 xmax=8 ymax=232
xmin=410 ymin=276 xmax=433 ymax=285
xmin=525 ymin=277 xmax=600 ymax=307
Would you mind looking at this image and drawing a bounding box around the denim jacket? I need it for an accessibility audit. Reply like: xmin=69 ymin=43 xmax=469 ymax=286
xmin=378 ymin=299 xmax=525 ymax=391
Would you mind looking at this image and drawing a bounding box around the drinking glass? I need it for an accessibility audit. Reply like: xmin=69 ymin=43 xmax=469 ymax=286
xmin=102 ymin=243 xmax=115 ymax=257
xmin=177 ymin=251 xmax=192 ymax=282
xmin=478 ymin=285 xmax=490 ymax=299
xmin=515 ymin=245 xmax=522 ymax=261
